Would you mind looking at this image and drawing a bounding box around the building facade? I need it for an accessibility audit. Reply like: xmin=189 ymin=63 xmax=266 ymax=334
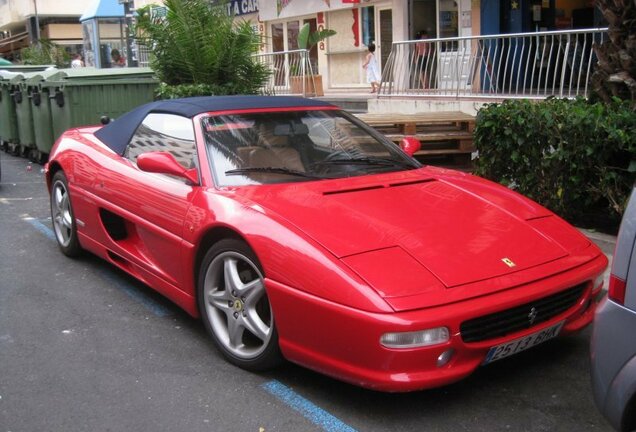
xmin=252 ymin=0 xmax=479 ymax=90
xmin=0 ymin=0 xmax=85 ymax=60
xmin=256 ymin=0 xmax=601 ymax=91
xmin=1 ymin=0 xmax=600 ymax=77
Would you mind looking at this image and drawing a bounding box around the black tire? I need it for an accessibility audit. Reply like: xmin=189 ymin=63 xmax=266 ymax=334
xmin=18 ymin=145 xmax=28 ymax=158
xmin=50 ymin=171 xmax=82 ymax=257
xmin=622 ymin=395 xmax=636 ymax=432
xmin=197 ymin=238 xmax=282 ymax=371
xmin=28 ymin=148 xmax=38 ymax=163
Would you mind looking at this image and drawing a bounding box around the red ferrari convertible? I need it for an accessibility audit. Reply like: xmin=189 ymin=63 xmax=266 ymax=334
xmin=45 ymin=96 xmax=607 ymax=392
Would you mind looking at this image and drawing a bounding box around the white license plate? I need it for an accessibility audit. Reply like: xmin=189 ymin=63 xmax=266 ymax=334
xmin=482 ymin=321 xmax=565 ymax=365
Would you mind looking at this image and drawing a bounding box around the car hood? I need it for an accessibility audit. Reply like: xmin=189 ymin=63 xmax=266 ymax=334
xmin=234 ymin=169 xmax=587 ymax=290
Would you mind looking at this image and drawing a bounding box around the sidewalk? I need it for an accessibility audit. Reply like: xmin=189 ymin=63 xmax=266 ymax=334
xmin=579 ymin=228 xmax=616 ymax=256
xmin=580 ymin=228 xmax=615 ymax=288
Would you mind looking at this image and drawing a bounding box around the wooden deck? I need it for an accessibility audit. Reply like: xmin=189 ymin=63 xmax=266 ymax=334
xmin=354 ymin=112 xmax=476 ymax=169
xmin=355 ymin=112 xmax=475 ymax=130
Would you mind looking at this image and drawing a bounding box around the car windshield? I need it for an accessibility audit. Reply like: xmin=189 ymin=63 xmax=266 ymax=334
xmin=202 ymin=109 xmax=420 ymax=186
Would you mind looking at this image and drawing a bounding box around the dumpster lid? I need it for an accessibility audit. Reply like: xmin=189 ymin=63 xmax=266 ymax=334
xmin=23 ymin=68 xmax=61 ymax=85
xmin=0 ymin=70 xmax=23 ymax=81
xmin=7 ymin=72 xmax=26 ymax=84
xmin=45 ymin=67 xmax=155 ymax=82
xmin=94 ymin=96 xmax=332 ymax=155
xmin=0 ymin=65 xmax=56 ymax=72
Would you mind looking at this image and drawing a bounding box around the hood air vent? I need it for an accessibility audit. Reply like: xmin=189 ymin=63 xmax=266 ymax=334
xmin=323 ymin=178 xmax=434 ymax=196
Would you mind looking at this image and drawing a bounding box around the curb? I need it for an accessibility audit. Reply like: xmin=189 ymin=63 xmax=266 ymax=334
xmin=578 ymin=228 xmax=616 ymax=256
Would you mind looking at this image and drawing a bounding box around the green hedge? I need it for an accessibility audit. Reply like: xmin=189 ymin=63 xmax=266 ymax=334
xmin=474 ymin=98 xmax=636 ymax=227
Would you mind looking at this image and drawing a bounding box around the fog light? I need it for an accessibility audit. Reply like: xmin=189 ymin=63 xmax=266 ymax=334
xmin=380 ymin=327 xmax=449 ymax=349
xmin=593 ymin=274 xmax=605 ymax=292
xmin=437 ymin=349 xmax=455 ymax=367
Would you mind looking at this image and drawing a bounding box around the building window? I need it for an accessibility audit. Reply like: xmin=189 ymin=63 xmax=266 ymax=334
xmin=439 ymin=0 xmax=458 ymax=38
xmin=271 ymin=23 xmax=284 ymax=52
xmin=287 ymin=20 xmax=299 ymax=50
xmin=271 ymin=21 xmax=300 ymax=52
xmin=361 ymin=6 xmax=375 ymax=45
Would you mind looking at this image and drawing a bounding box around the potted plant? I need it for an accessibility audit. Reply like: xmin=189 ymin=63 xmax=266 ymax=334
xmin=289 ymin=23 xmax=335 ymax=97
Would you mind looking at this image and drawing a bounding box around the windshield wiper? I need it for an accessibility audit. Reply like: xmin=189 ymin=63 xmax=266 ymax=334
xmin=225 ymin=167 xmax=323 ymax=179
xmin=313 ymin=157 xmax=416 ymax=169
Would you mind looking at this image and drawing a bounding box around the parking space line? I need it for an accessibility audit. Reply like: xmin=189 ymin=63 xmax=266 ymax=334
xmin=261 ymin=380 xmax=357 ymax=432
xmin=96 ymin=267 xmax=172 ymax=317
xmin=23 ymin=216 xmax=172 ymax=317
xmin=23 ymin=217 xmax=56 ymax=242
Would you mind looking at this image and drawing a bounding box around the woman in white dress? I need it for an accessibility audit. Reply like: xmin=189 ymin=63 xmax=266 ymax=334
xmin=363 ymin=43 xmax=381 ymax=93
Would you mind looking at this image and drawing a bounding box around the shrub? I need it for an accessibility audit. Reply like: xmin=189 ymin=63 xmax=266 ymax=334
xmin=21 ymin=39 xmax=69 ymax=67
xmin=474 ymin=98 xmax=636 ymax=227
xmin=134 ymin=0 xmax=269 ymax=98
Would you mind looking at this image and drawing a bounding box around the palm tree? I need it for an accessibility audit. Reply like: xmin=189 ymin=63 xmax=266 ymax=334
xmin=134 ymin=0 xmax=270 ymax=98
xmin=591 ymin=0 xmax=636 ymax=105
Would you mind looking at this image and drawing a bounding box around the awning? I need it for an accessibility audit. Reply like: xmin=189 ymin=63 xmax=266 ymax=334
xmin=80 ymin=0 xmax=124 ymax=22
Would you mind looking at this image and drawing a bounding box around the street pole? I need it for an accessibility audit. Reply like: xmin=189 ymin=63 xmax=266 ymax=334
xmin=33 ymin=0 xmax=40 ymax=44
xmin=120 ymin=0 xmax=137 ymax=66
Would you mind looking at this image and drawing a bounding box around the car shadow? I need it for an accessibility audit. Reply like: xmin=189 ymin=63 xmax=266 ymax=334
xmin=257 ymin=332 xmax=597 ymax=428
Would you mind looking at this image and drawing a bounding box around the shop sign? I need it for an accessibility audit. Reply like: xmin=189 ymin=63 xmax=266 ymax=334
xmin=261 ymin=0 xmax=360 ymax=20
xmin=225 ymin=0 xmax=259 ymax=16
xmin=150 ymin=6 xmax=167 ymax=23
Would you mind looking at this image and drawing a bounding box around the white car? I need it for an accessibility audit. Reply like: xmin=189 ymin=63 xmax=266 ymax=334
xmin=591 ymin=186 xmax=636 ymax=431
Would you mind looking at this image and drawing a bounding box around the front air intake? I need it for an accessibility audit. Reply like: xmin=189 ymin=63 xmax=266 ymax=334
xmin=460 ymin=283 xmax=586 ymax=343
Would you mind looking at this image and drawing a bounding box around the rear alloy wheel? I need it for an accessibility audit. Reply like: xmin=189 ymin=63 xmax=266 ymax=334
xmin=198 ymin=239 xmax=281 ymax=371
xmin=50 ymin=171 xmax=82 ymax=257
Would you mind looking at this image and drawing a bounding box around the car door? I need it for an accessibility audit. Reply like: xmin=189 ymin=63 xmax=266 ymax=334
xmin=99 ymin=113 xmax=198 ymax=292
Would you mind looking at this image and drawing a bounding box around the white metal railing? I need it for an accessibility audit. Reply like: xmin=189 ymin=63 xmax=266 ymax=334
xmin=252 ymin=49 xmax=318 ymax=97
xmin=379 ymin=28 xmax=608 ymax=100
xmin=135 ymin=43 xmax=151 ymax=67
xmin=119 ymin=45 xmax=317 ymax=95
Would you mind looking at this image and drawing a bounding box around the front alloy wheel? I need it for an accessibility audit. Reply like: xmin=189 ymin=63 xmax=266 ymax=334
xmin=198 ymin=239 xmax=281 ymax=371
xmin=50 ymin=171 xmax=82 ymax=257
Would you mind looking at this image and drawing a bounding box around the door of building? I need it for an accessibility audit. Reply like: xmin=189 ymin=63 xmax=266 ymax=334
xmin=270 ymin=20 xmax=301 ymax=87
xmin=378 ymin=8 xmax=393 ymax=72
xmin=437 ymin=0 xmax=472 ymax=91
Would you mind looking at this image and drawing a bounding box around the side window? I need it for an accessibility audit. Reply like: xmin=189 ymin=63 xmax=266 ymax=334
xmin=126 ymin=113 xmax=196 ymax=170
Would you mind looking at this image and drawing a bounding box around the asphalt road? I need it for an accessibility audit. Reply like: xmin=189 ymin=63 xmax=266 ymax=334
xmin=0 ymin=151 xmax=614 ymax=432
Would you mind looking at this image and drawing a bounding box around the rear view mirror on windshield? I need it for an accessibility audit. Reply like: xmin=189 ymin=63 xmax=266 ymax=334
xmin=274 ymin=122 xmax=309 ymax=136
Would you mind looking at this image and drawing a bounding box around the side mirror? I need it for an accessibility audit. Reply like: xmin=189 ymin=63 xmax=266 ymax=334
xmin=137 ymin=151 xmax=199 ymax=185
xmin=400 ymin=136 xmax=421 ymax=157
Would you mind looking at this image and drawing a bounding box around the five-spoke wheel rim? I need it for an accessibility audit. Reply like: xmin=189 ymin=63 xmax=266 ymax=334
xmin=51 ymin=180 xmax=73 ymax=247
xmin=203 ymin=251 xmax=273 ymax=360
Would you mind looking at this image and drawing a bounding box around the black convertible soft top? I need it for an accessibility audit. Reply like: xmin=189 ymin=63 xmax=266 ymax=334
xmin=94 ymin=95 xmax=335 ymax=156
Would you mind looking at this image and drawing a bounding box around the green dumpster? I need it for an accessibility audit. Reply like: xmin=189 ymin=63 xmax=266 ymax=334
xmin=0 ymin=70 xmax=21 ymax=151
xmin=43 ymin=68 xmax=158 ymax=142
xmin=11 ymin=71 xmax=38 ymax=157
xmin=25 ymin=69 xmax=61 ymax=162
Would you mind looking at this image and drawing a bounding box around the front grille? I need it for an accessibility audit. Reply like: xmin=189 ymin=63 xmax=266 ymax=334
xmin=460 ymin=283 xmax=586 ymax=343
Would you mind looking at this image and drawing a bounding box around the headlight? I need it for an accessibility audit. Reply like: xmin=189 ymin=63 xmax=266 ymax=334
xmin=380 ymin=327 xmax=449 ymax=349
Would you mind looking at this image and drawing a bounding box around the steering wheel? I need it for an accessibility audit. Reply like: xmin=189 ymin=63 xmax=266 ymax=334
xmin=308 ymin=151 xmax=354 ymax=175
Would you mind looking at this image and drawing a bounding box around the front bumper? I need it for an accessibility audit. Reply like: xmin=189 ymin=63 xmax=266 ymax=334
xmin=269 ymin=253 xmax=606 ymax=392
